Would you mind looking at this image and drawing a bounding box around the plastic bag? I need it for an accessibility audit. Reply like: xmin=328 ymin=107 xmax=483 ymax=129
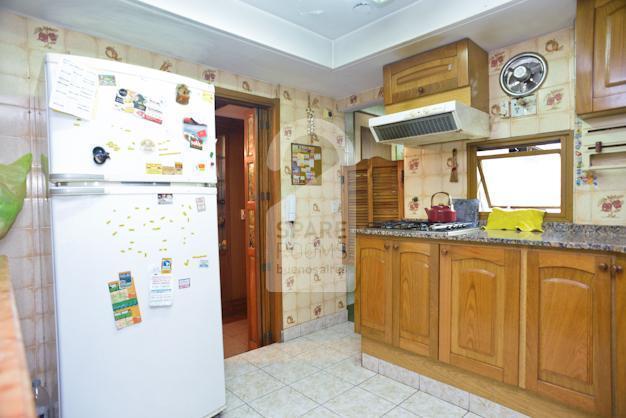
xmin=0 ymin=153 xmax=32 ymax=239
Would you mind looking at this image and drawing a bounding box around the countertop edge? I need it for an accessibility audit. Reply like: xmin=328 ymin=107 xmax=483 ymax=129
xmin=355 ymin=229 xmax=626 ymax=254
xmin=0 ymin=255 xmax=37 ymax=418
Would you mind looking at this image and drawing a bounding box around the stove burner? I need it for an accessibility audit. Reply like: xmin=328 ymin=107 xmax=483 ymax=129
xmin=370 ymin=220 xmax=477 ymax=233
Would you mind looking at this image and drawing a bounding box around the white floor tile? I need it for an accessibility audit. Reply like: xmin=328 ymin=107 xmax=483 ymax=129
xmin=241 ymin=344 xmax=293 ymax=368
xmin=384 ymin=407 xmax=419 ymax=417
xmin=224 ymin=389 xmax=245 ymax=412
xmin=323 ymin=386 xmax=395 ymax=418
xmin=325 ymin=356 xmax=377 ymax=385
xmin=263 ymin=358 xmax=319 ymax=384
xmin=249 ymin=386 xmax=318 ymax=418
xmin=226 ymin=369 xmax=285 ymax=403
xmin=400 ymin=392 xmax=467 ymax=418
xmin=301 ymin=406 xmax=340 ymax=417
xmin=290 ymin=371 xmax=354 ymax=404
xmin=295 ymin=346 xmax=352 ymax=370
xmin=224 ymin=356 xmax=257 ymax=380
xmin=219 ymin=404 xmax=263 ymax=418
xmin=359 ymin=374 xmax=417 ymax=404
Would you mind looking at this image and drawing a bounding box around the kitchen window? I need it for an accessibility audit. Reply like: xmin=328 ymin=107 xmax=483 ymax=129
xmin=468 ymin=132 xmax=573 ymax=221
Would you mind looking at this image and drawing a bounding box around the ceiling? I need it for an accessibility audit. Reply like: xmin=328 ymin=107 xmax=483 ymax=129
xmin=237 ymin=0 xmax=421 ymax=39
xmin=1 ymin=0 xmax=576 ymax=99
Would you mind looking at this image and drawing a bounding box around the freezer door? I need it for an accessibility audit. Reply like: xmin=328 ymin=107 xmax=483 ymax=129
xmin=45 ymin=53 xmax=216 ymax=184
xmin=50 ymin=185 xmax=224 ymax=418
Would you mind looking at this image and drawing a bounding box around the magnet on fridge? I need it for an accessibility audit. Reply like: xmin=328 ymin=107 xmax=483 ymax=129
xmin=146 ymin=163 xmax=162 ymax=174
xmin=118 ymin=271 xmax=132 ymax=289
xmin=196 ymin=197 xmax=206 ymax=212
xmin=178 ymin=278 xmax=191 ymax=289
xmin=198 ymin=259 xmax=209 ymax=269
xmin=157 ymin=193 xmax=173 ymax=205
xmin=176 ymin=84 xmax=190 ymax=105
xmin=98 ymin=74 xmax=116 ymax=86
xmin=161 ymin=258 xmax=172 ymax=274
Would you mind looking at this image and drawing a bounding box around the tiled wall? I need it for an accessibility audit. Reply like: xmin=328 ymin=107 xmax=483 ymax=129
xmin=0 ymin=8 xmax=347 ymax=407
xmin=339 ymin=27 xmax=625 ymax=225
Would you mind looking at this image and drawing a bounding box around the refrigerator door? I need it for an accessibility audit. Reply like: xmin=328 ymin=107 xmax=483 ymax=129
xmin=45 ymin=53 xmax=216 ymax=184
xmin=50 ymin=185 xmax=224 ymax=418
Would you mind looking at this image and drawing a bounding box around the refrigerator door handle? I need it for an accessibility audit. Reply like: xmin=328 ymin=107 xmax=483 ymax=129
xmin=50 ymin=173 xmax=106 ymax=182
xmin=50 ymin=187 xmax=105 ymax=196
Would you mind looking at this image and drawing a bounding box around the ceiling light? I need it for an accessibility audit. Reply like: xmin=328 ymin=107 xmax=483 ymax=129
xmin=370 ymin=0 xmax=392 ymax=4
xmin=353 ymin=2 xmax=372 ymax=13
xmin=298 ymin=9 xmax=325 ymax=16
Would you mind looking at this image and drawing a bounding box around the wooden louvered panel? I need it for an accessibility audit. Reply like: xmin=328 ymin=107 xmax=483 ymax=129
xmin=372 ymin=166 xmax=400 ymax=223
xmin=341 ymin=158 xmax=403 ymax=265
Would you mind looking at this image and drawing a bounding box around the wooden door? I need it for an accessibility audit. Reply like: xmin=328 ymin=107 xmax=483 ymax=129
xmin=615 ymin=254 xmax=626 ymax=417
xmin=576 ymin=0 xmax=626 ymax=115
xmin=526 ymin=250 xmax=612 ymax=416
xmin=439 ymin=245 xmax=520 ymax=385
xmin=392 ymin=241 xmax=439 ymax=358
xmin=342 ymin=161 xmax=368 ymax=264
xmin=243 ymin=110 xmax=260 ymax=349
xmin=216 ymin=117 xmax=247 ymax=320
xmin=356 ymin=236 xmax=392 ymax=343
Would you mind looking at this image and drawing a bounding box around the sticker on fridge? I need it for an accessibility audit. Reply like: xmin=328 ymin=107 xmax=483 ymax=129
xmin=158 ymin=193 xmax=173 ymax=205
xmin=178 ymin=278 xmax=191 ymax=289
xmin=115 ymin=88 xmax=164 ymax=124
xmin=98 ymin=74 xmax=116 ymax=86
xmin=183 ymin=117 xmax=207 ymax=150
xmin=161 ymin=258 xmax=172 ymax=274
xmin=176 ymin=84 xmax=190 ymax=105
xmin=108 ymin=272 xmax=142 ymax=330
xmin=149 ymin=275 xmax=174 ymax=307
xmin=196 ymin=197 xmax=206 ymax=212
xmin=198 ymin=259 xmax=209 ymax=269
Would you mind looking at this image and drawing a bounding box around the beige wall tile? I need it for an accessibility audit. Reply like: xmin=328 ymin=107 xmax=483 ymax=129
xmin=510 ymin=116 xmax=539 ymax=137
xmin=0 ymin=13 xmax=27 ymax=46
xmin=64 ymin=31 xmax=97 ymax=57
xmin=0 ymin=42 xmax=28 ymax=77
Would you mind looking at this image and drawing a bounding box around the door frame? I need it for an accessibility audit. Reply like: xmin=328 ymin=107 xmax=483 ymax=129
xmin=215 ymin=87 xmax=282 ymax=345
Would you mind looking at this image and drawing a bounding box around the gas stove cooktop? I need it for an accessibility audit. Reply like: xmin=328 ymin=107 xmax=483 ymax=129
xmin=370 ymin=220 xmax=480 ymax=236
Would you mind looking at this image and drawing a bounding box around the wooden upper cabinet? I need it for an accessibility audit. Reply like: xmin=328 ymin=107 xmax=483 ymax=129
xmin=356 ymin=236 xmax=393 ymax=343
xmin=383 ymin=39 xmax=488 ymax=113
xmin=525 ymin=250 xmax=612 ymax=417
xmin=393 ymin=241 xmax=439 ymax=358
xmin=439 ymin=245 xmax=520 ymax=385
xmin=576 ymin=0 xmax=626 ymax=116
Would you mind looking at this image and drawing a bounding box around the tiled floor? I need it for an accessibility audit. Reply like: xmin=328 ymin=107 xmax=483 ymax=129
xmin=219 ymin=322 xmax=479 ymax=417
xmin=223 ymin=319 xmax=249 ymax=358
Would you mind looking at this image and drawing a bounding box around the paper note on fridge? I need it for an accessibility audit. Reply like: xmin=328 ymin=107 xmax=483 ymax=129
xmin=49 ymin=58 xmax=98 ymax=120
xmin=150 ymin=275 xmax=174 ymax=307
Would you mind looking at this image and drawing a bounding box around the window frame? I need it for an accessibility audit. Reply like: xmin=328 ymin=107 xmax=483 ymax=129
xmin=467 ymin=131 xmax=574 ymax=222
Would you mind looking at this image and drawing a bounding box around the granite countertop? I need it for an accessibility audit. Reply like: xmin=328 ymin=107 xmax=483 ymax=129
xmin=355 ymin=223 xmax=626 ymax=254
xmin=0 ymin=256 xmax=36 ymax=418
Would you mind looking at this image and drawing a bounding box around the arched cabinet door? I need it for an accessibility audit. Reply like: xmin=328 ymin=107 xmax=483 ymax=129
xmin=526 ymin=250 xmax=612 ymax=417
xmin=356 ymin=237 xmax=393 ymax=344
xmin=439 ymin=245 xmax=521 ymax=385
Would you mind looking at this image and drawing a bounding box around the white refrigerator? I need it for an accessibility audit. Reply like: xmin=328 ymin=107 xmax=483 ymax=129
xmin=45 ymin=53 xmax=225 ymax=418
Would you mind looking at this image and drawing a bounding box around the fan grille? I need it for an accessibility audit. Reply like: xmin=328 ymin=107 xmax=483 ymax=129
xmin=373 ymin=112 xmax=458 ymax=141
xmin=499 ymin=52 xmax=547 ymax=98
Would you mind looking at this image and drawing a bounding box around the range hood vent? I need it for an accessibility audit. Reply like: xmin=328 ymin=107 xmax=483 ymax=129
xmin=373 ymin=112 xmax=458 ymax=141
xmin=369 ymin=101 xmax=489 ymax=146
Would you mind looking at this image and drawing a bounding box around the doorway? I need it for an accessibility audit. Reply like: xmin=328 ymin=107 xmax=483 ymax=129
xmin=214 ymin=89 xmax=282 ymax=359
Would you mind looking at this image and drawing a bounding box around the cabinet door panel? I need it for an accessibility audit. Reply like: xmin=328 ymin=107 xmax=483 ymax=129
xmin=526 ymin=251 xmax=611 ymax=416
xmin=439 ymin=245 xmax=520 ymax=385
xmin=594 ymin=0 xmax=626 ymax=98
xmin=357 ymin=238 xmax=392 ymax=343
xmin=393 ymin=242 xmax=438 ymax=358
xmin=616 ymin=254 xmax=626 ymax=417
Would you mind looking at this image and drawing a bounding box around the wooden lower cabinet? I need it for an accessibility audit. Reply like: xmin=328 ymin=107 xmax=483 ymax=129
xmin=616 ymin=254 xmax=626 ymax=418
xmin=356 ymin=236 xmax=393 ymax=343
xmin=392 ymin=241 xmax=439 ymax=358
xmin=439 ymin=244 xmax=520 ymax=385
xmin=526 ymin=250 xmax=612 ymax=416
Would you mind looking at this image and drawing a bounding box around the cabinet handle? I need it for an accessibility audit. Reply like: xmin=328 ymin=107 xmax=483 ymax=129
xmin=441 ymin=249 xmax=448 ymax=256
xmin=599 ymin=263 xmax=609 ymax=272
xmin=393 ymin=243 xmax=399 ymax=250
xmin=418 ymin=87 xmax=425 ymax=94
xmin=384 ymin=243 xmax=390 ymax=250
xmin=611 ymin=265 xmax=624 ymax=275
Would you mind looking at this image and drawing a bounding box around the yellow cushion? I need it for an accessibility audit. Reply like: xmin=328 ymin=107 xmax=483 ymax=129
xmin=484 ymin=208 xmax=546 ymax=232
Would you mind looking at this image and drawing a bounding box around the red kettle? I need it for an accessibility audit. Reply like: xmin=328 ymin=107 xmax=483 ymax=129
xmin=425 ymin=192 xmax=457 ymax=223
